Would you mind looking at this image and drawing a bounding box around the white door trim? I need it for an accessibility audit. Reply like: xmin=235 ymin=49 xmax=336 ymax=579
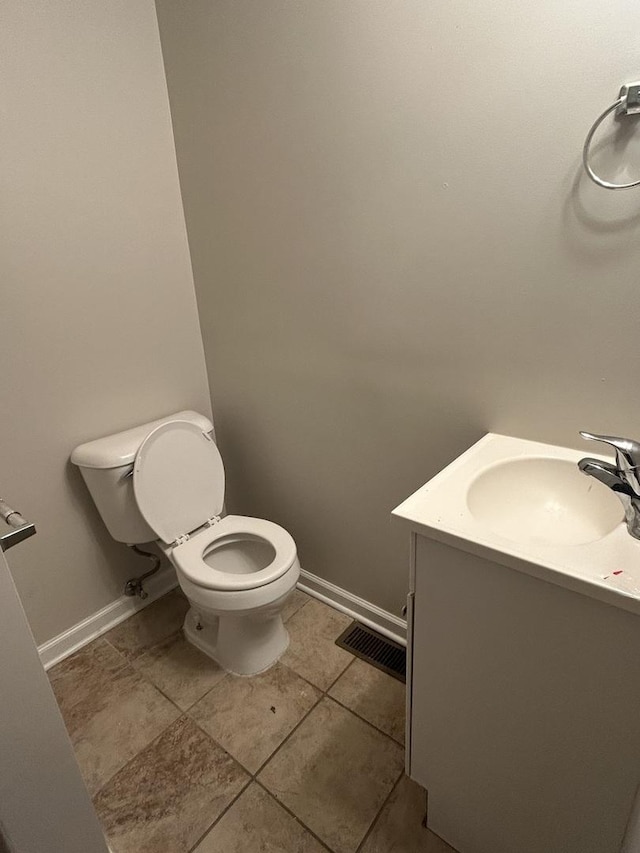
xmin=0 ymin=540 xmax=109 ymax=851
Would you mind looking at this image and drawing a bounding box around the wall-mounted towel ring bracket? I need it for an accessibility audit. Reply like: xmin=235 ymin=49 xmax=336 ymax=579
xmin=583 ymin=82 xmax=640 ymax=189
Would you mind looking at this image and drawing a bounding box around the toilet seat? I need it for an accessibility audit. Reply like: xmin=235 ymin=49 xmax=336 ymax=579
xmin=171 ymin=514 xmax=297 ymax=591
xmin=133 ymin=420 xmax=298 ymax=592
xmin=133 ymin=420 xmax=224 ymax=546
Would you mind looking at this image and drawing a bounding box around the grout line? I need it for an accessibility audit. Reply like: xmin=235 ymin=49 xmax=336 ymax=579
xmin=180 ymin=635 xmax=350 ymax=849
xmin=326 ymin=693 xmax=405 ymax=749
xmin=253 ymin=629 xmax=402 ymax=776
xmin=181 ymin=672 xmax=230 ymax=714
xmin=253 ymin=779 xmax=335 ymax=852
xmin=183 ymin=691 xmax=326 ymax=851
xmin=91 ymin=710 xmax=188 ymax=806
xmin=354 ymin=766 xmax=406 ymax=853
xmin=186 ymin=713 xmax=253 ymax=775
xmin=186 ymin=776 xmax=253 ymax=853
xmin=57 ymin=666 xmax=189 ymax=810
xmin=251 ymin=689 xmax=325 ymax=778
xmin=85 ymin=594 xmax=406 ymax=852
xmin=323 ymin=656 xmax=356 ymax=693
xmin=276 ymin=654 xmax=353 ymax=697
xmin=251 ymin=688 xmax=403 ymax=853
xmin=124 ymin=626 xmax=231 ymax=715
xmin=94 ymin=702 xmax=256 ymax=852
xmin=249 ymin=654 xmax=358 ymax=780
xmin=283 ymin=592 xmax=312 ymax=624
xmin=124 ymin=652 xmax=188 ymax=718
xmin=100 ymin=637 xmax=129 ymax=666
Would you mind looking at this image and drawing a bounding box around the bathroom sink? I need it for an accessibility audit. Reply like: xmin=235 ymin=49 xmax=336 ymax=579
xmin=392 ymin=433 xmax=640 ymax=617
xmin=466 ymin=457 xmax=622 ymax=546
xmin=394 ymin=437 xmax=640 ymax=853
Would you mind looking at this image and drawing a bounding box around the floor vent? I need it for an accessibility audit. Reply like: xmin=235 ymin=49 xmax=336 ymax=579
xmin=335 ymin=622 xmax=406 ymax=683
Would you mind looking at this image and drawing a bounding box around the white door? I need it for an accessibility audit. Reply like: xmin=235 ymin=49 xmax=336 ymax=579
xmin=0 ymin=499 xmax=109 ymax=852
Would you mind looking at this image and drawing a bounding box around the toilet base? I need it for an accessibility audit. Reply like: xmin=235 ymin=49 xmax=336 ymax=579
xmin=183 ymin=606 xmax=290 ymax=677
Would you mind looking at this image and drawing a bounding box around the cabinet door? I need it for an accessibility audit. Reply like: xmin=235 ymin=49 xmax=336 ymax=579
xmin=410 ymin=534 xmax=640 ymax=853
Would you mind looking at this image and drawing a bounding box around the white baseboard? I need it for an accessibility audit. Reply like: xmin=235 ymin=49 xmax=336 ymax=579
xmin=38 ymin=566 xmax=179 ymax=670
xmin=38 ymin=564 xmax=406 ymax=670
xmin=298 ymin=569 xmax=407 ymax=646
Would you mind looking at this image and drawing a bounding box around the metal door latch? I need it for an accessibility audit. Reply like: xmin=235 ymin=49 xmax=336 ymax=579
xmin=0 ymin=498 xmax=36 ymax=552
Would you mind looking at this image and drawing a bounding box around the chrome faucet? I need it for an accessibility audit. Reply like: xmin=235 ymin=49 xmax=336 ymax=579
xmin=578 ymin=431 xmax=640 ymax=540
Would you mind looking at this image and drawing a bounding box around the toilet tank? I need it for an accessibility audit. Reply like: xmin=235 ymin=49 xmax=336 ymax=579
xmin=71 ymin=410 xmax=214 ymax=544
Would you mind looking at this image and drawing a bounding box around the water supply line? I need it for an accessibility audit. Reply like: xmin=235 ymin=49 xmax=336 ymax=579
xmin=124 ymin=544 xmax=161 ymax=599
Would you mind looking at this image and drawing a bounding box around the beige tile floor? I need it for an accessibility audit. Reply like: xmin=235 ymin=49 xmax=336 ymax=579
xmin=49 ymin=587 xmax=457 ymax=853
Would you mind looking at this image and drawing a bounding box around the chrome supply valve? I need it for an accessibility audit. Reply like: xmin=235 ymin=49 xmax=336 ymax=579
xmin=123 ymin=544 xmax=161 ymax=598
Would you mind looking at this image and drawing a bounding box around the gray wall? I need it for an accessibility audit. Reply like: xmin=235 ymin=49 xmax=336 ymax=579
xmin=157 ymin=0 xmax=640 ymax=616
xmin=2 ymin=0 xmax=211 ymax=644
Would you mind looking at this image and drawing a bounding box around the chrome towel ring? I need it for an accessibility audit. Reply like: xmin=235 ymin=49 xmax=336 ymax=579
xmin=583 ymin=82 xmax=640 ymax=189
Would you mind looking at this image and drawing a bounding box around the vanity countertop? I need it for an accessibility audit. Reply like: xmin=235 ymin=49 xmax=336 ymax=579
xmin=392 ymin=433 xmax=640 ymax=616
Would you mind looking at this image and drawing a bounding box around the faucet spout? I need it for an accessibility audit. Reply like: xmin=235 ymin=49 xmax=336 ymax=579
xmin=579 ymin=431 xmax=640 ymax=494
xmin=578 ymin=458 xmax=633 ymax=494
xmin=578 ymin=456 xmax=640 ymax=539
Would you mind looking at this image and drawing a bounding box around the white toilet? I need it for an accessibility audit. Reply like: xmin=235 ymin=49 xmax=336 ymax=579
xmin=71 ymin=411 xmax=300 ymax=676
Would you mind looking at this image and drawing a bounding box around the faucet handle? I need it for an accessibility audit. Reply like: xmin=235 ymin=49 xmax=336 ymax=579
xmin=579 ymin=431 xmax=640 ymax=470
xmin=578 ymin=457 xmax=635 ymax=493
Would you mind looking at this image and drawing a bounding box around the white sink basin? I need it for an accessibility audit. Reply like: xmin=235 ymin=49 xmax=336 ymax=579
xmin=392 ymin=433 xmax=640 ymax=616
xmin=466 ymin=457 xmax=622 ymax=546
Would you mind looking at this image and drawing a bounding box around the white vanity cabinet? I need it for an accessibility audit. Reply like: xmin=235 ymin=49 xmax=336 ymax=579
xmin=395 ymin=434 xmax=640 ymax=853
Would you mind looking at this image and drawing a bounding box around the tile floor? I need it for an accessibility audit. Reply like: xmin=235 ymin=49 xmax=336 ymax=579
xmin=49 ymin=587 xmax=456 ymax=853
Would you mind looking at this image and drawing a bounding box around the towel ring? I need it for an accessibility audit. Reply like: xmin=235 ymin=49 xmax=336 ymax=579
xmin=583 ymin=83 xmax=640 ymax=190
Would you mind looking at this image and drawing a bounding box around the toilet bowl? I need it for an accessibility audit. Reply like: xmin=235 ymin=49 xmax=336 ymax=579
xmin=159 ymin=514 xmax=300 ymax=675
xmin=71 ymin=412 xmax=300 ymax=677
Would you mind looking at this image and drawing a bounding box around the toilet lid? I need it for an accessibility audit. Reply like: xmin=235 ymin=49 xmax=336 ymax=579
xmin=133 ymin=420 xmax=225 ymax=544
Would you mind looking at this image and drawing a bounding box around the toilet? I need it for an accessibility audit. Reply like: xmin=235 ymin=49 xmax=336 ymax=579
xmin=71 ymin=411 xmax=300 ymax=676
